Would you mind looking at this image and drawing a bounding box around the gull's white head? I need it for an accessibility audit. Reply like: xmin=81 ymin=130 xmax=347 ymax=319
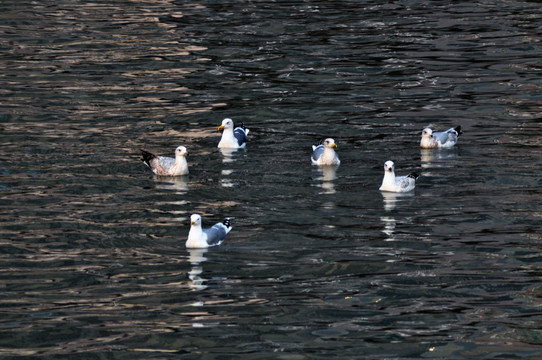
xmin=421 ymin=128 xmax=433 ymax=138
xmin=175 ymin=146 xmax=188 ymax=157
xmin=384 ymin=160 xmax=395 ymax=173
xmin=190 ymin=214 xmax=202 ymax=227
xmin=218 ymin=118 xmax=234 ymax=131
xmin=323 ymin=138 xmax=337 ymax=149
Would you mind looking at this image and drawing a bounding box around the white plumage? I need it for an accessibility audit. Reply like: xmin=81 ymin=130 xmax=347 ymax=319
xmin=140 ymin=146 xmax=189 ymax=176
xmin=186 ymin=214 xmax=232 ymax=249
xmin=420 ymin=126 xmax=462 ymax=149
xmin=217 ymin=118 xmax=249 ymax=149
xmin=311 ymin=138 xmax=340 ymax=166
xmin=379 ymin=160 xmax=419 ymax=193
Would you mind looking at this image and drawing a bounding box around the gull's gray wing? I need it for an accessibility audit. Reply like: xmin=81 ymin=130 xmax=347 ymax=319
xmin=203 ymin=223 xmax=229 ymax=246
xmin=234 ymin=128 xmax=248 ymax=147
xmin=157 ymin=156 xmax=175 ymax=169
xmin=147 ymin=156 xmax=175 ymax=175
xmin=396 ymin=173 xmax=418 ymax=192
xmin=311 ymin=144 xmax=324 ymax=162
xmin=141 ymin=149 xmax=175 ymax=175
xmin=433 ymin=128 xmax=458 ymax=146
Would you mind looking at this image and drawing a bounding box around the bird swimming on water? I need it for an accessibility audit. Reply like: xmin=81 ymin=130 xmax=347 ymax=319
xmin=186 ymin=214 xmax=232 ymax=248
xmin=218 ymin=118 xmax=249 ymax=149
xmin=140 ymin=146 xmax=189 ymax=176
xmin=379 ymin=160 xmax=419 ymax=193
xmin=311 ymin=138 xmax=341 ymax=166
xmin=420 ymin=126 xmax=463 ymax=149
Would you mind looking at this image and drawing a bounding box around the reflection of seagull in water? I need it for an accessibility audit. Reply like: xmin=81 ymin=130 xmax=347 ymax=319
xmin=381 ymin=191 xmax=414 ymax=211
xmin=380 ymin=216 xmax=396 ymax=239
xmin=186 ymin=214 xmax=232 ymax=248
xmin=219 ymin=169 xmax=236 ymax=188
xmin=187 ymin=248 xmax=208 ymax=291
xmin=140 ymin=146 xmax=189 ymax=176
xmin=420 ymin=148 xmax=459 ymax=170
xmin=379 ymin=160 xmax=419 ymax=193
xmin=153 ymin=176 xmax=189 ymax=192
xmin=218 ymin=118 xmax=249 ymax=149
xmin=420 ymin=126 xmax=462 ymax=149
xmin=311 ymin=138 xmax=340 ymax=166
xmin=313 ymin=165 xmax=338 ymax=194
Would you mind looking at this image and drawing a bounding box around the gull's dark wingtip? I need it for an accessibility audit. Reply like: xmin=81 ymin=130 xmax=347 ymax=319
xmin=140 ymin=149 xmax=156 ymax=167
xmin=454 ymin=126 xmax=463 ymax=135
xmin=407 ymin=172 xmax=420 ymax=180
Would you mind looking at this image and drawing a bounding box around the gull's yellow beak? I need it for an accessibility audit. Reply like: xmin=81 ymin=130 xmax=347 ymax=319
xmin=332 ymin=143 xmax=337 ymax=148
xmin=190 ymin=221 xmax=195 ymax=225
xmin=218 ymin=125 xmax=225 ymax=131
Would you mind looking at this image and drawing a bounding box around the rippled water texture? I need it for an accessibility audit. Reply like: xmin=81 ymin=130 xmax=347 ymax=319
xmin=1 ymin=0 xmax=542 ymax=358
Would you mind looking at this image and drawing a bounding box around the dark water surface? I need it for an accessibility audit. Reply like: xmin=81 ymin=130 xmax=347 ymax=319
xmin=1 ymin=0 xmax=542 ymax=358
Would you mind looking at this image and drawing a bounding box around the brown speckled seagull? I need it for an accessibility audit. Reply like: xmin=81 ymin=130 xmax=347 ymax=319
xmin=140 ymin=146 xmax=189 ymax=176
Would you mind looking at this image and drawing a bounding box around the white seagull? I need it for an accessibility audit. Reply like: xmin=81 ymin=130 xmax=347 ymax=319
xmin=311 ymin=138 xmax=341 ymax=166
xmin=379 ymin=160 xmax=419 ymax=193
xmin=186 ymin=214 xmax=232 ymax=248
xmin=140 ymin=146 xmax=189 ymax=176
xmin=420 ymin=126 xmax=463 ymax=149
xmin=217 ymin=118 xmax=249 ymax=149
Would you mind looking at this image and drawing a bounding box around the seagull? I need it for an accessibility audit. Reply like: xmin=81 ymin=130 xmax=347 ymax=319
xmin=311 ymin=138 xmax=341 ymax=166
xmin=379 ymin=160 xmax=419 ymax=192
xmin=420 ymin=126 xmax=463 ymax=149
xmin=140 ymin=146 xmax=189 ymax=176
xmin=186 ymin=214 xmax=232 ymax=248
xmin=217 ymin=118 xmax=249 ymax=149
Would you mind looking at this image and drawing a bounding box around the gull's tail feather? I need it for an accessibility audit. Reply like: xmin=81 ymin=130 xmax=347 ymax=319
xmin=407 ymin=172 xmax=419 ymax=180
xmin=223 ymin=218 xmax=232 ymax=228
xmin=140 ymin=149 xmax=156 ymax=168
xmin=237 ymin=122 xmax=249 ymax=135
xmin=454 ymin=126 xmax=463 ymax=135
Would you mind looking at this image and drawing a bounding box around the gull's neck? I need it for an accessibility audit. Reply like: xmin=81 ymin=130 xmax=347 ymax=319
xmin=219 ymin=127 xmax=237 ymax=148
xmin=175 ymin=155 xmax=188 ymax=173
xmin=321 ymin=147 xmax=336 ymax=163
xmin=187 ymin=225 xmax=206 ymax=248
xmin=380 ymin=171 xmax=396 ymax=191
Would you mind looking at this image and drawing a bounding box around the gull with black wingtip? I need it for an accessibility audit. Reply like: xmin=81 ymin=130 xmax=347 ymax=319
xmin=140 ymin=146 xmax=189 ymax=176
xmin=379 ymin=160 xmax=419 ymax=193
xmin=420 ymin=126 xmax=463 ymax=149
xmin=311 ymin=138 xmax=341 ymax=166
xmin=218 ymin=118 xmax=250 ymax=149
xmin=186 ymin=214 xmax=232 ymax=249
